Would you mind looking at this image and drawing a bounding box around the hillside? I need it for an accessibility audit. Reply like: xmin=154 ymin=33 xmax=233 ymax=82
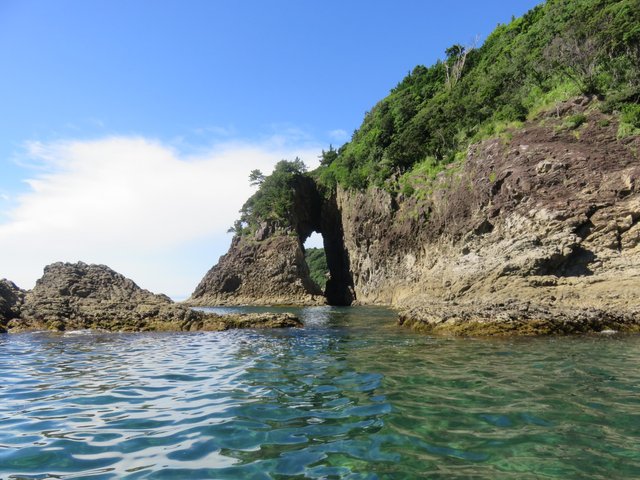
xmin=316 ymin=0 xmax=639 ymax=193
xmin=189 ymin=0 xmax=640 ymax=334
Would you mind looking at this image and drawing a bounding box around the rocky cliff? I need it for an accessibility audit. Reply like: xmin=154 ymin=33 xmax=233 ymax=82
xmin=188 ymin=172 xmax=354 ymax=306
xmin=1 ymin=262 xmax=301 ymax=333
xmin=193 ymin=100 xmax=640 ymax=334
xmin=342 ymin=101 xmax=640 ymax=333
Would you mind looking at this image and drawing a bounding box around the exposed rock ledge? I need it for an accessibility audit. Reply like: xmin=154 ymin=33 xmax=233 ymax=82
xmin=0 ymin=262 xmax=301 ymax=333
xmin=398 ymin=302 xmax=640 ymax=336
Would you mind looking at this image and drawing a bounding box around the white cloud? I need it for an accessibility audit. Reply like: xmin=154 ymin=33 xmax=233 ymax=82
xmin=328 ymin=129 xmax=349 ymax=142
xmin=0 ymin=135 xmax=321 ymax=298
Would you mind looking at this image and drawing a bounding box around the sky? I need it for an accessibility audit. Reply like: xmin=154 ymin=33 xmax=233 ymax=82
xmin=0 ymin=0 xmax=541 ymax=299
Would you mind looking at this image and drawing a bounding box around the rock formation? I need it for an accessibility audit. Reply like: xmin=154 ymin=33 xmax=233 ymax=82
xmin=188 ymin=173 xmax=354 ymax=306
xmin=0 ymin=280 xmax=25 ymax=332
xmin=192 ymin=100 xmax=640 ymax=335
xmin=339 ymin=100 xmax=640 ymax=334
xmin=1 ymin=262 xmax=301 ymax=333
xmin=189 ymin=235 xmax=324 ymax=306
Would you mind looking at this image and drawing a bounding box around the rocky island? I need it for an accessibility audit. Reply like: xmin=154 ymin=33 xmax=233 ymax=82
xmin=0 ymin=262 xmax=301 ymax=333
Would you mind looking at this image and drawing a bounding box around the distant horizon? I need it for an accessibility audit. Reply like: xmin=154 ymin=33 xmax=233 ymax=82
xmin=0 ymin=0 xmax=541 ymax=299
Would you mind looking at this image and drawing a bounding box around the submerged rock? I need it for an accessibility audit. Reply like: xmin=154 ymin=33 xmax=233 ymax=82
xmin=6 ymin=262 xmax=301 ymax=333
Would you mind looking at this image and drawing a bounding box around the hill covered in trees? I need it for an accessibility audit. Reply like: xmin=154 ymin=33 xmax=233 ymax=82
xmin=315 ymin=0 xmax=639 ymax=194
xmin=232 ymin=0 xmax=639 ymax=238
xmin=304 ymin=248 xmax=329 ymax=290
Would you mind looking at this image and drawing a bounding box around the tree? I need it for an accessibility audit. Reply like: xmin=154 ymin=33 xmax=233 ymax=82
xmin=319 ymin=145 xmax=338 ymax=166
xmin=249 ymin=169 xmax=265 ymax=187
xmin=544 ymin=28 xmax=603 ymax=95
xmin=235 ymin=158 xmax=309 ymax=234
xmin=444 ymin=43 xmax=470 ymax=90
xmin=227 ymin=219 xmax=245 ymax=235
xmin=289 ymin=157 xmax=307 ymax=173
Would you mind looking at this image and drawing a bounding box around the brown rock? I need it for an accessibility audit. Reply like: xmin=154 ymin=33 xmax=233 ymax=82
xmin=0 ymin=279 xmax=25 ymax=332
xmin=188 ymin=235 xmax=324 ymax=306
xmin=7 ymin=262 xmax=302 ymax=333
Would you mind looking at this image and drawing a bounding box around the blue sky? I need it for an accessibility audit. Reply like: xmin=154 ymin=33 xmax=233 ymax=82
xmin=0 ymin=0 xmax=541 ymax=298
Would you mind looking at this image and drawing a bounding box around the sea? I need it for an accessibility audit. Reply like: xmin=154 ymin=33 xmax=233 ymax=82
xmin=1 ymin=306 xmax=639 ymax=479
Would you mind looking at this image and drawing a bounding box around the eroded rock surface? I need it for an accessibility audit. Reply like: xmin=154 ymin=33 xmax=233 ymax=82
xmin=337 ymin=101 xmax=640 ymax=334
xmin=4 ymin=262 xmax=301 ymax=333
xmin=193 ymin=100 xmax=640 ymax=335
xmin=0 ymin=280 xmax=25 ymax=332
xmin=188 ymin=235 xmax=324 ymax=306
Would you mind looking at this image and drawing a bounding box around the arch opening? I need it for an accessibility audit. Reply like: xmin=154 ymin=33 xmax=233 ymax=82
xmin=291 ymin=177 xmax=355 ymax=306
xmin=303 ymin=233 xmax=329 ymax=293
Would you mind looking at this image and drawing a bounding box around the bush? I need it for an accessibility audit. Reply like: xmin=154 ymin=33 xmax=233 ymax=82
xmin=564 ymin=113 xmax=588 ymax=130
xmin=618 ymin=104 xmax=640 ymax=138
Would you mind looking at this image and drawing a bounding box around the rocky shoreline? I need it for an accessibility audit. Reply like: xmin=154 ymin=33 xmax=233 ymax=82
xmin=187 ymin=99 xmax=640 ymax=336
xmin=397 ymin=302 xmax=640 ymax=336
xmin=0 ymin=262 xmax=301 ymax=334
xmin=3 ymin=101 xmax=638 ymax=337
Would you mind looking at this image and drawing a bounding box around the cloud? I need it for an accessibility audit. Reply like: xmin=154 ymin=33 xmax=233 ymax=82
xmin=328 ymin=129 xmax=349 ymax=142
xmin=0 ymin=135 xmax=321 ymax=298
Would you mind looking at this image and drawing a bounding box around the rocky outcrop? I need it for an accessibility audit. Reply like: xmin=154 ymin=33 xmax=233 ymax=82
xmin=4 ymin=262 xmax=301 ymax=333
xmin=194 ymin=99 xmax=640 ymax=335
xmin=337 ymin=100 xmax=640 ymax=334
xmin=0 ymin=280 xmax=25 ymax=332
xmin=188 ymin=235 xmax=324 ymax=306
xmin=398 ymin=302 xmax=640 ymax=336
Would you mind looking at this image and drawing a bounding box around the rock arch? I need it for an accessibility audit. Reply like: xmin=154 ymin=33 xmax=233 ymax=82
xmin=188 ymin=177 xmax=355 ymax=306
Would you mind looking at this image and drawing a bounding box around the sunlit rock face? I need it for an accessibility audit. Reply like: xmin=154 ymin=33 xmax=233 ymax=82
xmin=191 ymin=100 xmax=640 ymax=334
xmin=336 ymin=101 xmax=640 ymax=333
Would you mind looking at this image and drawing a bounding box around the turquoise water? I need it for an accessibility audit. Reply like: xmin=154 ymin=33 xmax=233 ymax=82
xmin=1 ymin=306 xmax=640 ymax=479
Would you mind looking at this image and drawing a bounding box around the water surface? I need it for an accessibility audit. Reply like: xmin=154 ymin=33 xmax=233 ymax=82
xmin=1 ymin=306 xmax=639 ymax=479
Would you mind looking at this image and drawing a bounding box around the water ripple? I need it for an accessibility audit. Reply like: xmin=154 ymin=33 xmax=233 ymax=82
xmin=1 ymin=307 xmax=640 ymax=478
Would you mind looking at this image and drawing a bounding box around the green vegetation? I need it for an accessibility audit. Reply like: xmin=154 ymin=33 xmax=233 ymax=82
xmin=305 ymin=248 xmax=329 ymax=290
xmin=232 ymin=0 xmax=639 ymax=236
xmin=618 ymin=103 xmax=640 ymax=137
xmin=229 ymin=159 xmax=307 ymax=235
xmin=563 ymin=113 xmax=588 ymax=130
xmin=316 ymin=0 xmax=640 ymax=193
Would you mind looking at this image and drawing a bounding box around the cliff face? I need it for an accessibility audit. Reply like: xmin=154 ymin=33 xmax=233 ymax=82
xmin=193 ymin=100 xmax=640 ymax=333
xmin=338 ymin=101 xmax=640 ymax=332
